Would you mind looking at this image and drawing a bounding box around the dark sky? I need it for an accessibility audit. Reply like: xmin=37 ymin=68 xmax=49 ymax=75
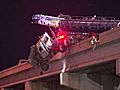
xmin=0 ymin=0 xmax=120 ymax=71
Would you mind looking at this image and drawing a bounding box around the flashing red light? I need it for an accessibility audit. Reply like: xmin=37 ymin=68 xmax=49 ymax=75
xmin=57 ymin=30 xmax=66 ymax=41
xmin=57 ymin=35 xmax=65 ymax=40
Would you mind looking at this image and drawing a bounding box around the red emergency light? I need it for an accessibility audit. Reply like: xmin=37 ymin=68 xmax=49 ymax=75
xmin=57 ymin=35 xmax=65 ymax=40
xmin=57 ymin=30 xmax=67 ymax=41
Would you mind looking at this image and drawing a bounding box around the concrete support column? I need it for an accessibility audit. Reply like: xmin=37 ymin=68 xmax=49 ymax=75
xmin=31 ymin=80 xmax=52 ymax=90
xmin=25 ymin=81 xmax=31 ymax=90
xmin=0 ymin=88 xmax=5 ymax=90
xmin=31 ymin=81 xmax=42 ymax=90
xmin=80 ymin=73 xmax=102 ymax=90
xmin=60 ymin=72 xmax=103 ymax=90
xmin=101 ymin=74 xmax=114 ymax=90
xmin=0 ymin=88 xmax=10 ymax=90
xmin=116 ymin=58 xmax=120 ymax=90
xmin=118 ymin=83 xmax=120 ymax=90
xmin=60 ymin=72 xmax=80 ymax=89
xmin=0 ymin=88 xmax=12 ymax=90
xmin=116 ymin=58 xmax=120 ymax=76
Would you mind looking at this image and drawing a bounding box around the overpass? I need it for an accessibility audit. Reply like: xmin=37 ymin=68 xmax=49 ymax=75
xmin=0 ymin=27 xmax=120 ymax=90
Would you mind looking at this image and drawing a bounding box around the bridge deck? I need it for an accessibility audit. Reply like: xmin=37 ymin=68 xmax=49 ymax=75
xmin=0 ymin=27 xmax=120 ymax=88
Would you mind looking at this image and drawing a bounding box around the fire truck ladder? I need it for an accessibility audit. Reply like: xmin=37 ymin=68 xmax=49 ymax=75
xmin=59 ymin=15 xmax=120 ymax=33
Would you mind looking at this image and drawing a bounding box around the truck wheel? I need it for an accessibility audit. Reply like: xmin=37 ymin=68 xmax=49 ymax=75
xmin=41 ymin=63 xmax=49 ymax=71
xmin=59 ymin=44 xmax=67 ymax=53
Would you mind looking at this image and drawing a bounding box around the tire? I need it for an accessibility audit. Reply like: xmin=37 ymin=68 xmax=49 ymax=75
xmin=59 ymin=44 xmax=67 ymax=53
xmin=41 ymin=63 xmax=49 ymax=71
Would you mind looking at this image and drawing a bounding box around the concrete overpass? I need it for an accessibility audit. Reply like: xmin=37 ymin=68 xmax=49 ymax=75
xmin=0 ymin=27 xmax=120 ymax=90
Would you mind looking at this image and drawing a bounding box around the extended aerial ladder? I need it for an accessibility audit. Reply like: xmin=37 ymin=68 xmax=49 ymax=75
xmin=28 ymin=14 xmax=120 ymax=71
xmin=32 ymin=14 xmax=120 ymax=32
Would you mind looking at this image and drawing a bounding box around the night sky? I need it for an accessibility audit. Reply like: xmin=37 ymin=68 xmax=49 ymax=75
xmin=0 ymin=0 xmax=120 ymax=71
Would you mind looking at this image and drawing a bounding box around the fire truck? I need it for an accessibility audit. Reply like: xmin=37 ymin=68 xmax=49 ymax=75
xmin=28 ymin=14 xmax=120 ymax=71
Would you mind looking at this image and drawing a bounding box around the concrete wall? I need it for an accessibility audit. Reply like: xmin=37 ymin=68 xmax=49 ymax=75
xmin=60 ymin=61 xmax=120 ymax=90
xmin=60 ymin=72 xmax=120 ymax=90
xmin=1 ymin=61 xmax=120 ymax=90
xmin=30 ymin=79 xmax=72 ymax=90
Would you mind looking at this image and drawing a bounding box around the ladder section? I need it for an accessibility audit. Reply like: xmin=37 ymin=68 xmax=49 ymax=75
xmin=59 ymin=15 xmax=120 ymax=33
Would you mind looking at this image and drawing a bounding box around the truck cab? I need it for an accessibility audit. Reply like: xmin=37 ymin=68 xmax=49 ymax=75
xmin=37 ymin=32 xmax=54 ymax=59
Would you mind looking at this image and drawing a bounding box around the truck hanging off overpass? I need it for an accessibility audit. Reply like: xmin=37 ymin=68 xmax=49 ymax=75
xmin=28 ymin=14 xmax=120 ymax=71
